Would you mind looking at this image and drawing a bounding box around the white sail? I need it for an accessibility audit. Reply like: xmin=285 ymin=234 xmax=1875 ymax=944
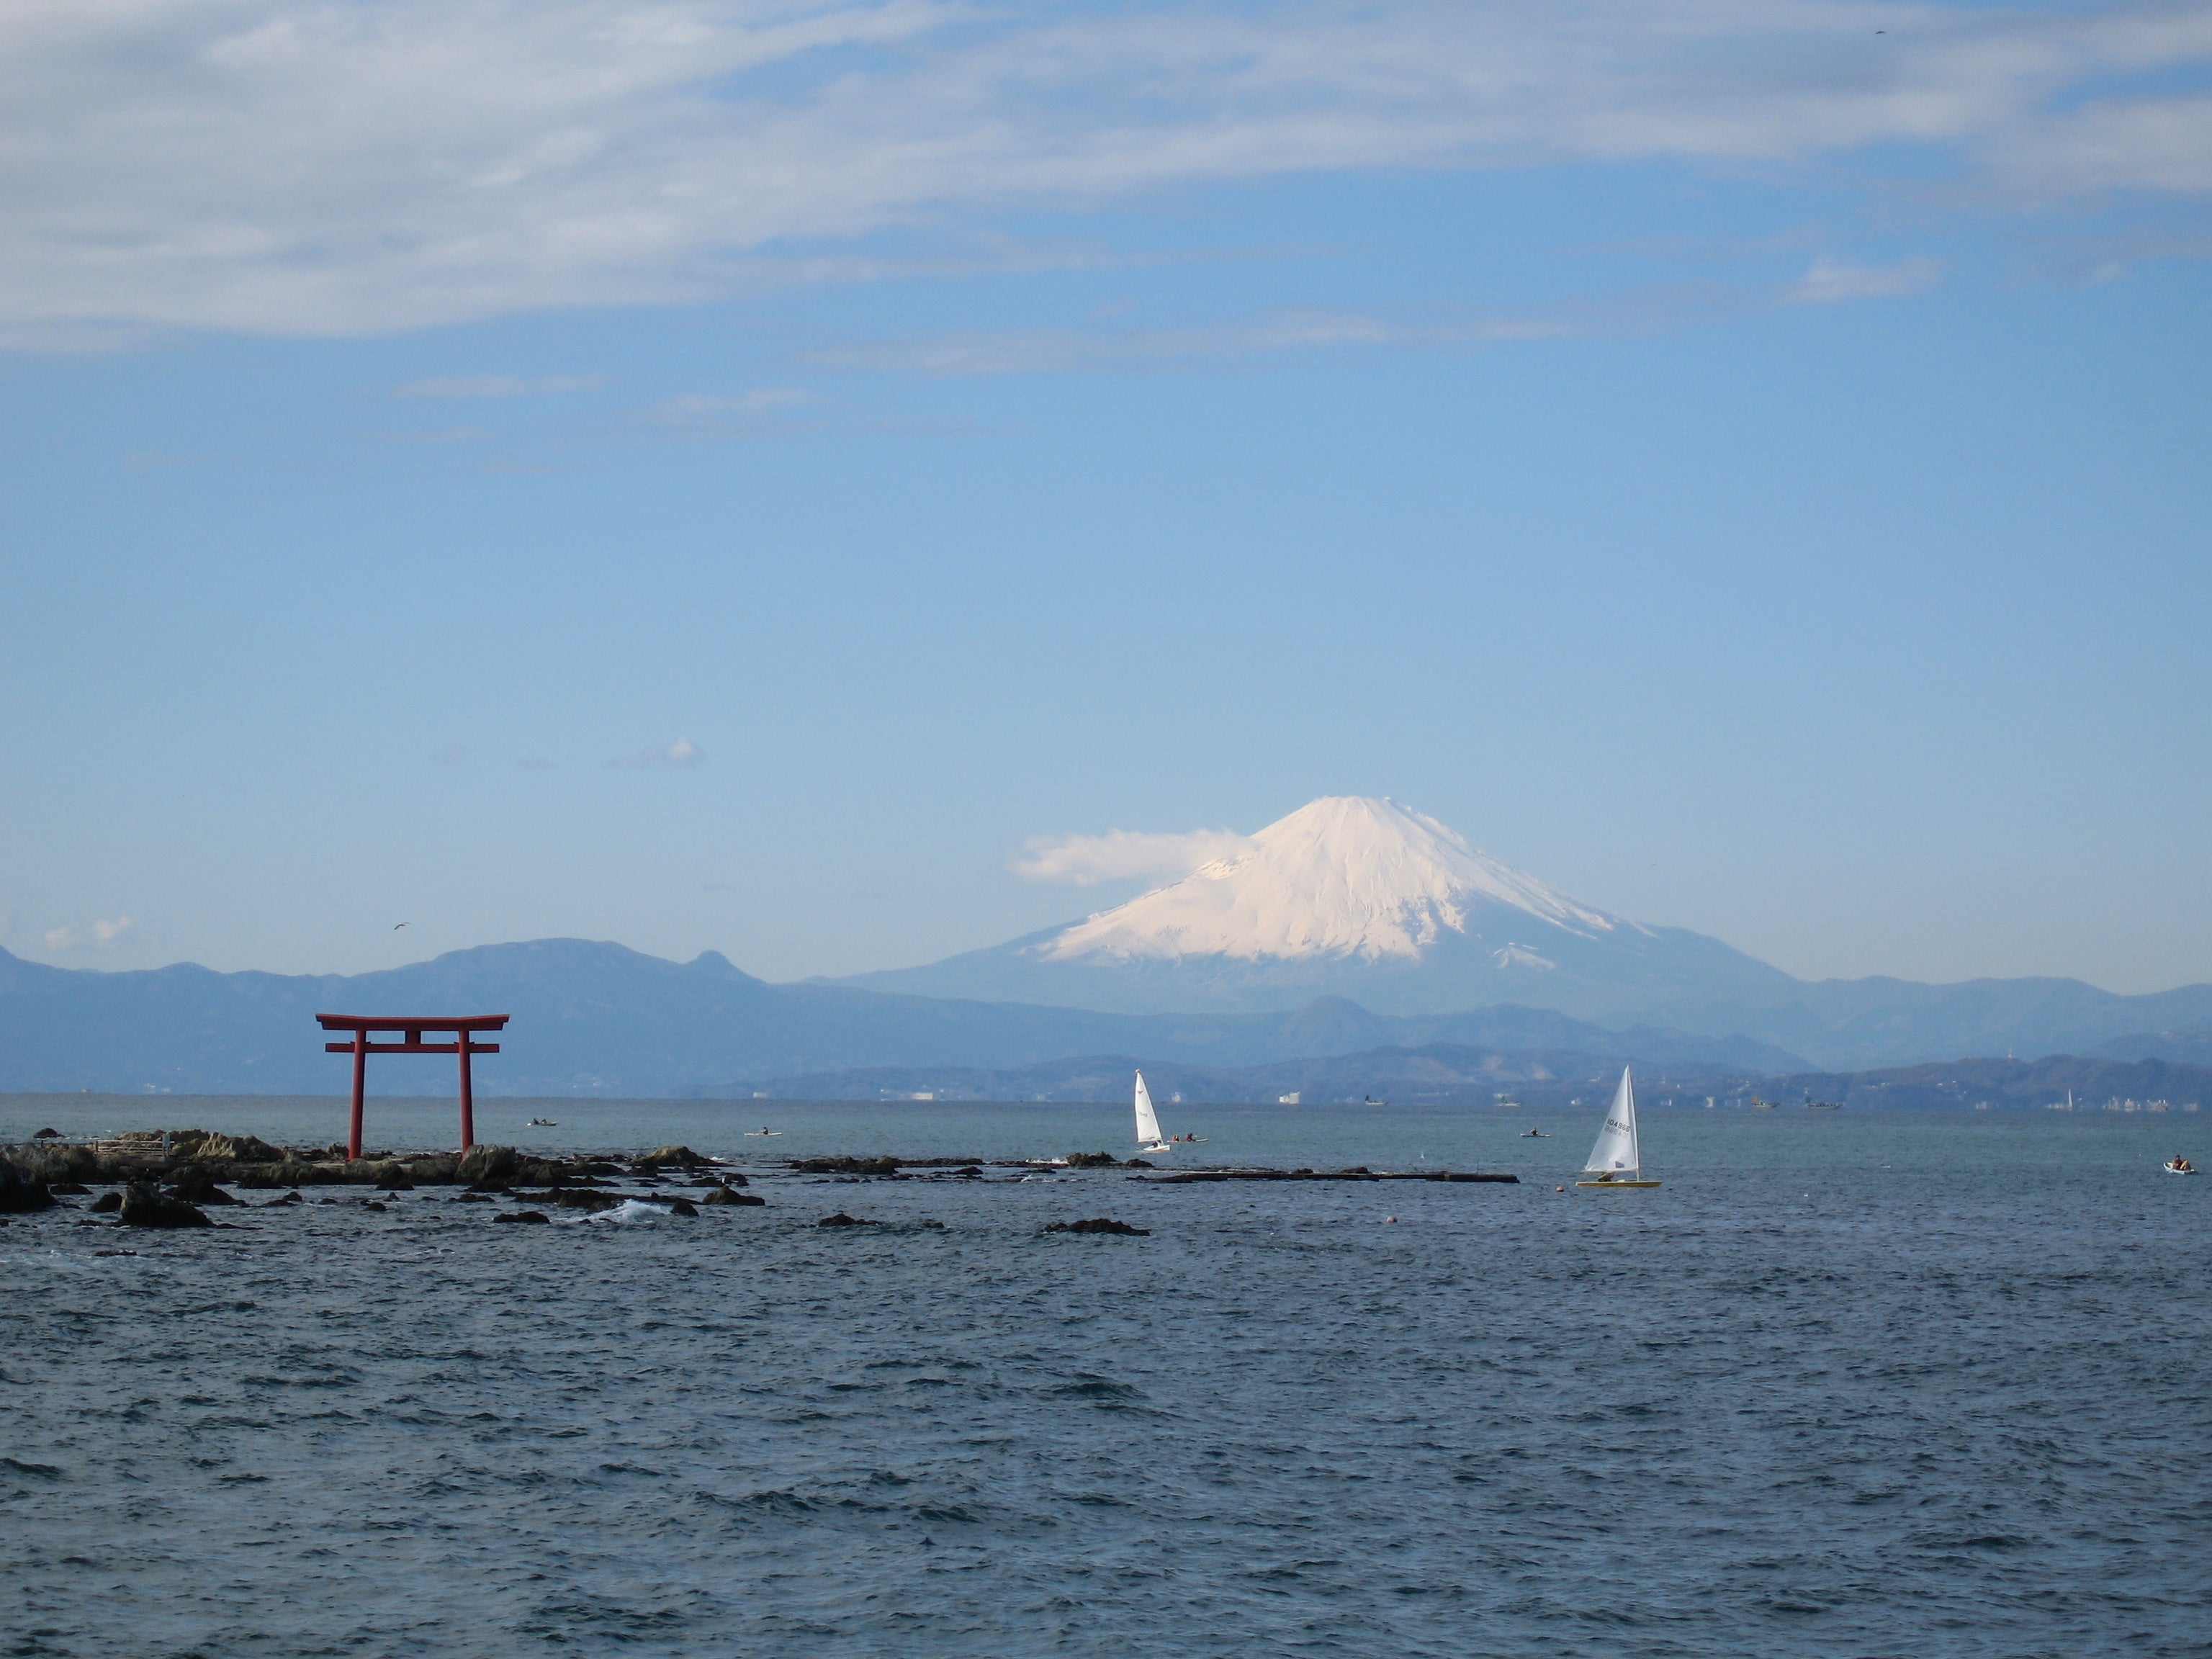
xmin=1133 ymin=1071 xmax=1164 ymax=1146
xmin=1583 ymin=1066 xmax=1640 ymax=1175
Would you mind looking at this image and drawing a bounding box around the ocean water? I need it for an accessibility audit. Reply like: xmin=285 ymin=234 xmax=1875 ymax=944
xmin=4 ymin=1097 xmax=2208 ymax=1658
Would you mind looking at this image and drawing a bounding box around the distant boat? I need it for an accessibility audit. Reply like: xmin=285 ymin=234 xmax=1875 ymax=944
xmin=1576 ymin=1067 xmax=1660 ymax=1189
xmin=743 ymin=1127 xmax=782 ymax=1137
xmin=2164 ymin=1156 xmax=2195 ymax=1175
xmin=1134 ymin=1071 xmax=1172 ymax=1154
xmin=527 ymin=1118 xmax=558 ymax=1127
xmin=1521 ymin=1128 xmax=1547 ymax=1138
xmin=1363 ymin=1094 xmax=1389 ymax=1107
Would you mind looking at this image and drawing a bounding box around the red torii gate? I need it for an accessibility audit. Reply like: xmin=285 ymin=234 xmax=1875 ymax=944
xmin=318 ymin=1013 xmax=509 ymax=1160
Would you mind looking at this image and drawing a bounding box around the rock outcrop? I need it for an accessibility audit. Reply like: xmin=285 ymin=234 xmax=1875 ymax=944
xmin=0 ymin=1161 xmax=55 ymax=1214
xmin=119 ymin=1182 xmax=212 ymax=1228
xmin=166 ymin=1166 xmax=244 ymax=1205
xmin=793 ymin=1156 xmax=900 ymax=1176
xmin=454 ymin=1145 xmax=520 ymax=1185
xmin=633 ymin=1145 xmax=711 ymax=1169
xmin=1043 ymin=1218 xmax=1151 ymax=1236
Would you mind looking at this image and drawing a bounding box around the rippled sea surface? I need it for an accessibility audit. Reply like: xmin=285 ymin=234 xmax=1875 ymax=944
xmin=4 ymin=1097 xmax=2209 ymax=1658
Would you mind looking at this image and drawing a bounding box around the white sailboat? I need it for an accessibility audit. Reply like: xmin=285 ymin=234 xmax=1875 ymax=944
xmin=1576 ymin=1066 xmax=1660 ymax=1188
xmin=1133 ymin=1071 xmax=1173 ymax=1154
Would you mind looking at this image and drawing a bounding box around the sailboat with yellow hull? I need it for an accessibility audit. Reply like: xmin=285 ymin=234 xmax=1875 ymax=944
xmin=1576 ymin=1066 xmax=1660 ymax=1188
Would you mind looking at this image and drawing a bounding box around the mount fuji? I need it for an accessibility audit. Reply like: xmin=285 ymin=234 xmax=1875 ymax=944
xmin=837 ymin=796 xmax=2212 ymax=1066
xmin=842 ymin=796 xmax=1791 ymax=1018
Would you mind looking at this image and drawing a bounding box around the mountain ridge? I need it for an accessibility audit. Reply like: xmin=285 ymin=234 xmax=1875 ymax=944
xmin=835 ymin=796 xmax=2212 ymax=1066
xmin=0 ymin=940 xmax=1799 ymax=1096
xmin=699 ymin=1048 xmax=2212 ymax=1111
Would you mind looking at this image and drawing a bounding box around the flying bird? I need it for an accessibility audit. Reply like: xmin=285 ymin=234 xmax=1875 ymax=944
xmin=393 ymin=922 xmax=409 ymax=930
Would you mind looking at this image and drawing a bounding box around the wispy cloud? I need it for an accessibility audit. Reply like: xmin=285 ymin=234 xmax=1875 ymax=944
xmin=395 ymin=374 xmax=603 ymax=399
xmin=1784 ymin=254 xmax=1943 ymax=305
xmin=1012 ymin=827 xmax=1252 ymax=886
xmin=45 ymin=914 xmax=132 ymax=950
xmin=382 ymin=426 xmax=490 ymax=444
xmin=810 ymin=283 xmax=1758 ymax=374
xmin=610 ymin=736 xmax=704 ymax=769
xmin=634 ymin=388 xmax=822 ymax=432
xmin=0 ymin=1 xmax=2206 ymax=343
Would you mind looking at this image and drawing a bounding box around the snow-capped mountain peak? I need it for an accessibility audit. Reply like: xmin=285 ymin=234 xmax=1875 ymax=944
xmin=1035 ymin=796 xmax=1619 ymax=965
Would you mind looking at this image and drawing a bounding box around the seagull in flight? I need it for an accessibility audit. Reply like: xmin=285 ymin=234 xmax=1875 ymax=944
xmin=393 ymin=922 xmax=409 ymax=930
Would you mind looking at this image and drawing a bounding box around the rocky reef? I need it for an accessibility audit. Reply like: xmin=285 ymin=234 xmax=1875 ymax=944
xmin=0 ymin=1130 xmax=1521 ymax=1238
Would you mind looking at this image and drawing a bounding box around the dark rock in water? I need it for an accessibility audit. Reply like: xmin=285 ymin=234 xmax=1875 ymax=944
xmin=1044 ymin=1218 xmax=1151 ymax=1236
xmin=633 ymin=1144 xmax=711 ymax=1169
xmin=361 ymin=1200 xmax=388 ymax=1213
xmin=1423 ymin=1171 xmax=1519 ymax=1183
xmin=495 ymin=1210 xmax=550 ymax=1224
xmin=666 ymin=1198 xmax=698 ymax=1217
xmin=557 ymin=1190 xmax=626 ymax=1213
xmin=166 ymin=1168 xmax=244 ymax=1205
xmin=50 ymin=1182 xmax=91 ymax=1196
xmin=89 ymin=1191 xmax=122 ymax=1213
xmin=1123 ymin=1159 xmax=1154 ymax=1170
xmin=120 ymin=1182 xmax=212 ymax=1229
xmin=0 ymin=1164 xmax=57 ymax=1214
xmin=793 ymin=1156 xmax=900 ymax=1176
xmin=264 ymin=1191 xmax=304 ymax=1207
xmin=454 ymin=1145 xmax=520 ymax=1185
xmin=701 ymin=1187 xmax=765 ymax=1207
xmin=1064 ymin=1151 xmax=1120 ymax=1169
xmin=713 ymin=1172 xmax=750 ymax=1187
xmin=817 ymin=1212 xmax=875 ymax=1227
xmin=190 ymin=1133 xmax=288 ymax=1164
xmin=32 ymin=1128 xmax=60 ymax=1140
xmin=457 ymin=1192 xmax=493 ymax=1204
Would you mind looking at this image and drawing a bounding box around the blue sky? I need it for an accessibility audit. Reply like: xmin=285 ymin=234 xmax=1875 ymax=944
xmin=1 ymin=0 xmax=2208 ymax=992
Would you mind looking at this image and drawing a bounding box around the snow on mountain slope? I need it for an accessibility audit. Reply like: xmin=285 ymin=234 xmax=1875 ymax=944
xmin=1038 ymin=796 xmax=1629 ymax=964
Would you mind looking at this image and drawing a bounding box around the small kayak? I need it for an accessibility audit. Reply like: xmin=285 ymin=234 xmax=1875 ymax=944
xmin=2163 ymin=1159 xmax=2195 ymax=1175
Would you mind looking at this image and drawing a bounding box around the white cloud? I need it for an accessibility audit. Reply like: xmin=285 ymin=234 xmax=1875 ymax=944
xmin=44 ymin=914 xmax=132 ymax=950
xmin=810 ymin=293 xmax=1694 ymax=373
xmin=0 ymin=1 xmax=2207 ymax=343
xmin=1784 ymin=253 xmax=1943 ymax=304
xmin=611 ymin=735 xmax=704 ymax=768
xmin=395 ymin=374 xmax=603 ymax=398
xmin=1012 ymin=827 xmax=1253 ymax=886
xmin=636 ymin=387 xmax=821 ymax=429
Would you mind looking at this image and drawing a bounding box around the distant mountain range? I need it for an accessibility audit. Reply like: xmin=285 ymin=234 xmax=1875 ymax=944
xmin=4 ymin=795 xmax=2207 ymax=1092
xmin=838 ymin=796 xmax=2212 ymax=1069
xmin=723 ymin=1049 xmax=2212 ymax=1113
xmin=0 ymin=939 xmax=1795 ymax=1097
